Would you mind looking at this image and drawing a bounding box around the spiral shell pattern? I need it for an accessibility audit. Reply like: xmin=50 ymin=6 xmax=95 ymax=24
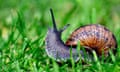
xmin=66 ymin=24 xmax=117 ymax=56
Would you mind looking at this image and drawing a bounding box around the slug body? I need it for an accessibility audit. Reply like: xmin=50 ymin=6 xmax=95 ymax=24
xmin=45 ymin=9 xmax=85 ymax=62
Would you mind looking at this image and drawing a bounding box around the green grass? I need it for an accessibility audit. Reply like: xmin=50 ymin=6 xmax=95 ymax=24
xmin=0 ymin=0 xmax=120 ymax=72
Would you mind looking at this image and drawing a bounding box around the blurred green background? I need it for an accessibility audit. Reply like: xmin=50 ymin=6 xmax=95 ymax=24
xmin=0 ymin=0 xmax=120 ymax=72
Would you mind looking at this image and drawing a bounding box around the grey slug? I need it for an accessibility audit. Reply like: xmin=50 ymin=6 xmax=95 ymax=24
xmin=45 ymin=8 xmax=117 ymax=62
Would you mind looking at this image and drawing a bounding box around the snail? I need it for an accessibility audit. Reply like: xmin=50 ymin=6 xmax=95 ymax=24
xmin=45 ymin=8 xmax=117 ymax=62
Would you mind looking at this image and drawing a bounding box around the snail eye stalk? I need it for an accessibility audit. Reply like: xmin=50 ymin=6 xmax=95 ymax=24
xmin=50 ymin=8 xmax=57 ymax=31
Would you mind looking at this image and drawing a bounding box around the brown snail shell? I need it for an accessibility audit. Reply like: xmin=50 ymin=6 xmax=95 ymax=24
xmin=66 ymin=24 xmax=117 ymax=57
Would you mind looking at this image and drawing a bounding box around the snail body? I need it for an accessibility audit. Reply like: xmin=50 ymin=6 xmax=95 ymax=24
xmin=45 ymin=9 xmax=117 ymax=62
xmin=45 ymin=9 xmax=84 ymax=62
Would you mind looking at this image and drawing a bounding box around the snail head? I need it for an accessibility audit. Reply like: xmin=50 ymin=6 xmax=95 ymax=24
xmin=48 ymin=8 xmax=70 ymax=38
